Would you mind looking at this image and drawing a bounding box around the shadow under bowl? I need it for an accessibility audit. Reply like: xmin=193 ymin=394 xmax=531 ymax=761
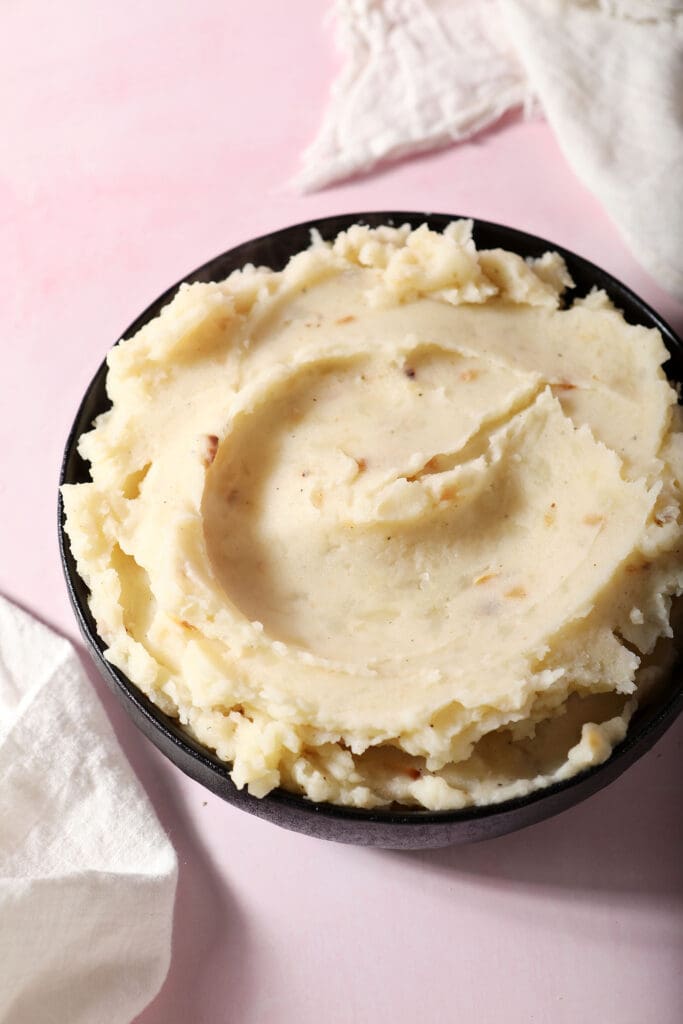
xmin=59 ymin=211 xmax=683 ymax=848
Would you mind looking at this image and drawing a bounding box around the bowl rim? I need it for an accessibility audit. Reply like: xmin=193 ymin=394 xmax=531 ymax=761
xmin=58 ymin=210 xmax=683 ymax=834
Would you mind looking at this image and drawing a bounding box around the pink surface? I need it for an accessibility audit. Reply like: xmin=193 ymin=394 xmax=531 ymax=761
xmin=2 ymin=2 xmax=682 ymax=1022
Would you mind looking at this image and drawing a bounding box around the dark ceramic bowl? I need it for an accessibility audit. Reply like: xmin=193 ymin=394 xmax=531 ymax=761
xmin=59 ymin=212 xmax=683 ymax=848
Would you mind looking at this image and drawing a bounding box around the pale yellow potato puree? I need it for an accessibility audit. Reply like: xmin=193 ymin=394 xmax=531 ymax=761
xmin=62 ymin=222 xmax=683 ymax=810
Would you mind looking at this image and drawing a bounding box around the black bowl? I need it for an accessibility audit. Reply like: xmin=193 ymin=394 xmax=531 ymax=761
xmin=59 ymin=212 xmax=683 ymax=848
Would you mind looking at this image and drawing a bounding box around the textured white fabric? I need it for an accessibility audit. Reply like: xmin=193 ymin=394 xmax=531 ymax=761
xmin=296 ymin=0 xmax=683 ymax=301
xmin=0 ymin=596 xmax=177 ymax=1024
xmin=293 ymin=0 xmax=532 ymax=191
xmin=501 ymin=0 xmax=683 ymax=301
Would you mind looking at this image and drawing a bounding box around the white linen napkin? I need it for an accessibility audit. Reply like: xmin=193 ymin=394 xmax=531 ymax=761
xmin=294 ymin=0 xmax=532 ymax=192
xmin=295 ymin=0 xmax=683 ymax=302
xmin=0 ymin=595 xmax=177 ymax=1024
xmin=500 ymin=0 xmax=683 ymax=303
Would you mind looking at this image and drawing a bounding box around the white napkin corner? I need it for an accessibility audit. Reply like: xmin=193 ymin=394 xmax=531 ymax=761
xmin=0 ymin=595 xmax=177 ymax=1024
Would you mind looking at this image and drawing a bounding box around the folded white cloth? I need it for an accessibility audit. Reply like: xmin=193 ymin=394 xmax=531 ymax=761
xmin=295 ymin=0 xmax=683 ymax=302
xmin=294 ymin=0 xmax=532 ymax=192
xmin=500 ymin=0 xmax=683 ymax=302
xmin=0 ymin=596 xmax=177 ymax=1024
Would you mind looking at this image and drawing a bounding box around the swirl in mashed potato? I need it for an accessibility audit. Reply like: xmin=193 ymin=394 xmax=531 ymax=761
xmin=62 ymin=221 xmax=683 ymax=810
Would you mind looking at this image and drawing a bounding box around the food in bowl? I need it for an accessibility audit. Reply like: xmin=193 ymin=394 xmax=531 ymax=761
xmin=61 ymin=221 xmax=683 ymax=811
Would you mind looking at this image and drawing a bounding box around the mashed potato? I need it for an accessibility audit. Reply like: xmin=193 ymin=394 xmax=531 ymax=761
xmin=62 ymin=221 xmax=683 ymax=810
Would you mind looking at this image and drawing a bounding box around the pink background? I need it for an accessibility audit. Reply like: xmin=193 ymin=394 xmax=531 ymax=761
xmin=3 ymin=2 xmax=682 ymax=1022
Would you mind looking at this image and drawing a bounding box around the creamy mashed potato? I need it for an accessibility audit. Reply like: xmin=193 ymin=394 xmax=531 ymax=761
xmin=62 ymin=221 xmax=683 ymax=810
